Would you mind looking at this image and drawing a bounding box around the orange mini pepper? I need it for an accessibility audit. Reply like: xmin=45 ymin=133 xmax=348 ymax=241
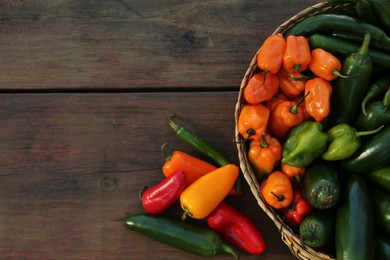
xmin=281 ymin=163 xmax=305 ymax=184
xmin=180 ymin=164 xmax=239 ymax=219
xmin=264 ymin=91 xmax=288 ymax=113
xmin=304 ymin=77 xmax=333 ymax=122
xmin=309 ymin=48 xmax=344 ymax=81
xmin=268 ymin=96 xmax=306 ymax=139
xmin=238 ymin=103 xmax=270 ymax=141
xmin=244 ymin=71 xmax=279 ymax=104
xmin=260 ymin=171 xmax=293 ymax=209
xmin=161 ymin=143 xmax=217 ymax=185
xmin=257 ymin=33 xmax=286 ymax=74
xmin=283 ymin=35 xmax=311 ymax=72
xmin=248 ymin=133 xmax=282 ymax=180
xmin=277 ymin=67 xmax=306 ymax=98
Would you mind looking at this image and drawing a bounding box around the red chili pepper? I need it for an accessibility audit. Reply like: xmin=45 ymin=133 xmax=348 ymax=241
xmin=141 ymin=170 xmax=187 ymax=214
xmin=280 ymin=189 xmax=314 ymax=229
xmin=207 ymin=202 xmax=266 ymax=255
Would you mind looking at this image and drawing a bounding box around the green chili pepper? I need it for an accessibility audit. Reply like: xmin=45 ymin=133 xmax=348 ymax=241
xmin=168 ymin=114 xmax=241 ymax=195
xmin=368 ymin=0 xmax=390 ymax=31
xmin=365 ymin=165 xmax=390 ymax=193
xmin=384 ymin=86 xmax=390 ymax=107
xmin=361 ymin=75 xmax=390 ymax=116
xmin=322 ymin=123 xmax=384 ymax=161
xmin=281 ymin=121 xmax=328 ymax=168
xmin=375 ymin=233 xmax=390 ymax=260
xmin=329 ymin=33 xmax=373 ymax=126
xmin=354 ymin=101 xmax=390 ymax=131
xmin=356 ymin=0 xmax=381 ymax=26
xmin=369 ymin=188 xmax=390 ymax=237
xmin=331 ymin=32 xmax=388 ymax=53
xmin=124 ymin=214 xmax=239 ymax=259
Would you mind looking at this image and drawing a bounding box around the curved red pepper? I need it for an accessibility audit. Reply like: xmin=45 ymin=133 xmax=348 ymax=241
xmin=141 ymin=170 xmax=187 ymax=214
xmin=207 ymin=202 xmax=266 ymax=255
xmin=280 ymin=189 xmax=313 ymax=229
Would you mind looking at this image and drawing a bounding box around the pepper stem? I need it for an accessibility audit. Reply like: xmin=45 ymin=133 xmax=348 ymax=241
xmin=220 ymin=243 xmax=239 ymax=260
xmin=161 ymin=143 xmax=172 ymax=162
xmin=357 ymin=33 xmax=370 ymax=56
xmin=261 ymin=133 xmax=269 ymax=148
xmin=168 ymin=114 xmax=180 ymax=132
xmin=235 ymin=128 xmax=255 ymax=143
xmin=332 ymin=69 xmax=354 ymax=79
xmin=181 ymin=207 xmax=192 ymax=221
xmin=290 ymin=91 xmax=309 ymax=114
xmin=271 ymin=191 xmax=285 ymax=202
xmin=138 ymin=186 xmax=148 ymax=201
xmin=355 ymin=125 xmax=384 ymax=138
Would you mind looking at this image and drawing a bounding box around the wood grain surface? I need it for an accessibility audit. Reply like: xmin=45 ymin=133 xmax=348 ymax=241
xmin=0 ymin=0 xmax=322 ymax=259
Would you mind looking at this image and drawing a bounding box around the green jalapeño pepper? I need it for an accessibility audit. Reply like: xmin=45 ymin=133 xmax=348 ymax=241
xmin=322 ymin=123 xmax=384 ymax=161
xmin=354 ymin=101 xmax=390 ymax=131
xmin=282 ymin=121 xmax=328 ymax=168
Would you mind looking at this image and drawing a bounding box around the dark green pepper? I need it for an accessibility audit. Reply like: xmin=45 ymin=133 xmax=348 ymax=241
xmin=303 ymin=160 xmax=341 ymax=210
xmin=281 ymin=121 xmax=328 ymax=168
xmin=335 ymin=175 xmax=374 ymax=260
xmin=356 ymin=0 xmax=381 ymax=26
xmin=370 ymin=188 xmax=390 ymax=237
xmin=341 ymin=125 xmax=390 ymax=173
xmin=299 ymin=210 xmax=335 ymax=248
xmin=354 ymin=101 xmax=390 ymax=131
xmin=322 ymin=123 xmax=384 ymax=161
xmin=124 ymin=214 xmax=238 ymax=259
xmin=368 ymin=0 xmax=390 ymax=31
xmin=375 ymin=233 xmax=390 ymax=260
xmin=365 ymin=165 xmax=390 ymax=193
xmin=360 ymin=75 xmax=390 ymax=116
xmin=329 ymin=33 xmax=373 ymax=126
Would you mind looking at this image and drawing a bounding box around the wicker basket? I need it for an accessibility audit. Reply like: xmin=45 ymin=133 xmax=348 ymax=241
xmin=234 ymin=2 xmax=354 ymax=260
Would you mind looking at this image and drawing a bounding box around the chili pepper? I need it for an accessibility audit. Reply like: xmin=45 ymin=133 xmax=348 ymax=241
xmin=243 ymin=71 xmax=279 ymax=104
xmin=207 ymin=202 xmax=266 ymax=255
xmin=281 ymin=163 xmax=305 ymax=184
xmin=331 ymin=32 xmax=388 ymax=53
xmin=237 ymin=103 xmax=270 ymax=142
xmin=140 ymin=170 xmax=187 ymax=214
xmin=282 ymin=35 xmax=311 ymax=73
xmin=124 ymin=214 xmax=238 ymax=259
xmin=368 ymin=0 xmax=390 ymax=31
xmin=375 ymin=233 xmax=390 ymax=260
xmin=335 ymin=175 xmax=374 ymax=260
xmin=365 ymin=165 xmax=390 ymax=193
xmin=277 ymin=67 xmax=306 ymax=98
xmin=281 ymin=121 xmax=328 ymax=168
xmin=341 ymin=125 xmax=390 ymax=173
xmin=299 ymin=210 xmax=335 ymax=248
xmin=180 ymin=164 xmax=239 ymax=220
xmin=361 ymin=75 xmax=390 ymax=116
xmin=304 ymin=77 xmax=332 ymax=122
xmin=328 ymin=33 xmax=373 ymax=126
xmin=161 ymin=143 xmax=217 ymax=185
xmin=268 ymin=96 xmax=306 ymax=139
xmin=384 ymin=85 xmax=390 ymax=107
xmin=293 ymin=95 xmax=313 ymax=122
xmin=303 ymin=161 xmax=341 ymax=210
xmin=167 ymin=114 xmax=242 ymax=195
xmin=263 ymin=91 xmax=288 ymax=113
xmin=280 ymin=188 xmax=313 ymax=229
xmin=322 ymin=123 xmax=384 ymax=161
xmin=248 ymin=133 xmax=282 ymax=180
xmin=259 ymin=171 xmax=293 ymax=209
xmin=284 ymin=14 xmax=390 ymax=48
xmin=356 ymin=0 xmax=381 ymax=26
xmin=370 ymin=187 xmax=390 ymax=237
xmin=257 ymin=33 xmax=286 ymax=75
xmin=354 ymin=101 xmax=390 ymax=132
xmin=308 ymin=33 xmax=390 ymax=69
xmin=308 ymin=48 xmax=345 ymax=81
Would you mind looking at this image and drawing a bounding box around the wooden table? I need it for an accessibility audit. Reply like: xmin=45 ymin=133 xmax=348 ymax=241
xmin=0 ymin=1 xmax=321 ymax=259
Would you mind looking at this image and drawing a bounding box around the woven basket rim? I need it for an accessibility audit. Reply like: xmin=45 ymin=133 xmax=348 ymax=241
xmin=234 ymin=1 xmax=353 ymax=259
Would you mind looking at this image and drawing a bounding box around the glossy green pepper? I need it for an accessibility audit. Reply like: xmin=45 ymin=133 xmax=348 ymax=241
xmin=354 ymin=101 xmax=390 ymax=131
xmin=322 ymin=123 xmax=384 ymax=161
xmin=366 ymin=165 xmax=390 ymax=193
xmin=282 ymin=121 xmax=328 ymax=168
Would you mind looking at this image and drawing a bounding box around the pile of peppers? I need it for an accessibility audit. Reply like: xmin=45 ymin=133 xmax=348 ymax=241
xmin=124 ymin=114 xmax=266 ymax=259
xmin=238 ymin=1 xmax=390 ymax=258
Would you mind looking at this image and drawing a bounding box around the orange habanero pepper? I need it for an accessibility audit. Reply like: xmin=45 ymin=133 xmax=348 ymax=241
xmin=180 ymin=164 xmax=239 ymax=219
xmin=238 ymin=103 xmax=270 ymax=141
xmin=264 ymin=91 xmax=288 ymax=113
xmin=260 ymin=171 xmax=293 ymax=209
xmin=257 ymin=33 xmax=286 ymax=74
xmin=248 ymin=133 xmax=282 ymax=180
xmin=161 ymin=143 xmax=217 ymax=185
xmin=244 ymin=71 xmax=279 ymax=104
xmin=277 ymin=67 xmax=306 ymax=98
xmin=304 ymin=77 xmax=333 ymax=122
xmin=268 ymin=96 xmax=306 ymax=139
xmin=309 ymin=48 xmax=344 ymax=81
xmin=283 ymin=35 xmax=311 ymax=73
xmin=281 ymin=163 xmax=305 ymax=184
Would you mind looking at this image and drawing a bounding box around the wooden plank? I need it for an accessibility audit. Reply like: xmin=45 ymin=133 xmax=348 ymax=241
xmin=0 ymin=92 xmax=295 ymax=259
xmin=0 ymin=0 xmax=320 ymax=90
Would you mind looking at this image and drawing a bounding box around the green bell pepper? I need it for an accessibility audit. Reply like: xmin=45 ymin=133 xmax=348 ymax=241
xmin=282 ymin=121 xmax=328 ymax=168
xmin=322 ymin=123 xmax=384 ymax=161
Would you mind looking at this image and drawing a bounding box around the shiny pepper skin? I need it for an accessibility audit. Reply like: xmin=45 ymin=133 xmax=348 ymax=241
xmin=304 ymin=77 xmax=333 ymax=122
xmin=283 ymin=35 xmax=311 ymax=73
xmin=281 ymin=189 xmax=314 ymax=229
xmin=260 ymin=171 xmax=293 ymax=209
xmin=238 ymin=103 xmax=270 ymax=141
xmin=244 ymin=71 xmax=280 ymax=105
xmin=257 ymin=33 xmax=286 ymax=74
xmin=277 ymin=67 xmax=306 ymax=98
xmin=309 ymin=48 xmax=343 ymax=81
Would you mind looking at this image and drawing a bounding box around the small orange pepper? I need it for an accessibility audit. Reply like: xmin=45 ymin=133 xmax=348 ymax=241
xmin=281 ymin=163 xmax=305 ymax=183
xmin=161 ymin=143 xmax=217 ymax=185
xmin=264 ymin=91 xmax=288 ymax=113
xmin=257 ymin=33 xmax=286 ymax=74
xmin=248 ymin=133 xmax=282 ymax=180
xmin=283 ymin=35 xmax=311 ymax=72
xmin=304 ymin=77 xmax=333 ymax=122
xmin=260 ymin=171 xmax=293 ymax=209
xmin=277 ymin=67 xmax=306 ymax=98
xmin=180 ymin=164 xmax=239 ymax=219
xmin=238 ymin=103 xmax=270 ymax=141
xmin=309 ymin=48 xmax=344 ymax=81
xmin=244 ymin=71 xmax=279 ymax=104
